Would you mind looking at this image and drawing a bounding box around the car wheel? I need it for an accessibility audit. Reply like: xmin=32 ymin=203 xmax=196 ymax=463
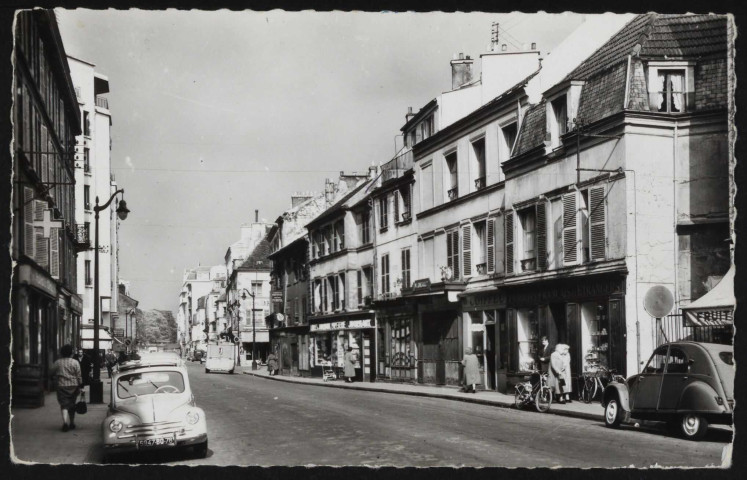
xmin=229 ymin=369 xmax=234 ymax=374
xmin=681 ymin=414 xmax=708 ymax=440
xmin=205 ymin=368 xmax=211 ymax=373
xmin=194 ymin=440 xmax=208 ymax=458
xmin=604 ymin=396 xmax=623 ymax=428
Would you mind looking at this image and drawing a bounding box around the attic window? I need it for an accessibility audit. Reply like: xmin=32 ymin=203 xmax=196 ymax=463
xmin=655 ymin=70 xmax=685 ymax=113
xmin=551 ymin=95 xmax=568 ymax=145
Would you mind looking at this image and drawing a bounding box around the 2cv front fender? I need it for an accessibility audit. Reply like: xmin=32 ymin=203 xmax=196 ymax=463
xmin=603 ymin=382 xmax=631 ymax=414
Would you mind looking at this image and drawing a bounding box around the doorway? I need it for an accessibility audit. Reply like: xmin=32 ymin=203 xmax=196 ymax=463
xmin=485 ymin=323 xmax=496 ymax=390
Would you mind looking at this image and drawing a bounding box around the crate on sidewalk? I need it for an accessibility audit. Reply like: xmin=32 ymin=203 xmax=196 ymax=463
xmin=12 ymin=364 xmax=45 ymax=408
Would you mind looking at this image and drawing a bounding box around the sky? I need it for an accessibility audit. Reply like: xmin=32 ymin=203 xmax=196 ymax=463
xmin=55 ymin=9 xmax=605 ymax=312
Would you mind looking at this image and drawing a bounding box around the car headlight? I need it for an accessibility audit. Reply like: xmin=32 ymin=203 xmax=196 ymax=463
xmin=109 ymin=419 xmax=124 ymax=433
xmin=186 ymin=411 xmax=200 ymax=425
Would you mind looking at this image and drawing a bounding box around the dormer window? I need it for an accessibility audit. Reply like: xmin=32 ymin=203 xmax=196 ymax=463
xmin=647 ymin=62 xmax=694 ymax=114
xmin=551 ymin=95 xmax=568 ymax=146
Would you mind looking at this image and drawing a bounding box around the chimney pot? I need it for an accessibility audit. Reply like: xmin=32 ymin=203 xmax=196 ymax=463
xmin=501 ymin=44 xmax=507 ymax=51
xmin=531 ymin=42 xmax=537 ymax=50
xmin=255 ymin=209 xmax=258 ymax=222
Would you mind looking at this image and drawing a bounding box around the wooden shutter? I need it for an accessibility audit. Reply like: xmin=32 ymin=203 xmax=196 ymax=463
xmin=23 ymin=187 xmax=35 ymax=257
xmin=486 ymin=218 xmax=495 ymax=274
xmin=562 ymin=192 xmax=578 ymax=264
xmin=393 ymin=190 xmax=400 ymax=223
xmin=536 ymin=202 xmax=547 ymax=270
xmin=589 ymin=186 xmax=606 ymax=261
xmin=451 ymin=230 xmax=460 ymax=279
xmin=50 ymin=228 xmax=60 ymax=279
xmin=462 ymin=224 xmax=472 ymax=277
xmin=33 ymin=200 xmax=48 ymax=268
xmin=505 ymin=211 xmax=514 ymax=274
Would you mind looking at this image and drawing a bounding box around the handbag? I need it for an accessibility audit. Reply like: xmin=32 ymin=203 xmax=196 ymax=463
xmin=75 ymin=390 xmax=88 ymax=415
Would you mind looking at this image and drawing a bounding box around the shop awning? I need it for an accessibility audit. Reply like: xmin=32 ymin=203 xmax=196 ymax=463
xmin=80 ymin=327 xmax=113 ymax=350
xmin=682 ymin=265 xmax=735 ymax=327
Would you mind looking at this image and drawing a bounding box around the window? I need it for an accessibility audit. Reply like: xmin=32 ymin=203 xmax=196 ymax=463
xmin=251 ymin=281 xmax=262 ymax=297
xmin=381 ymin=254 xmax=390 ymax=295
xmin=655 ymin=70 xmax=686 ymax=113
xmin=334 ymin=220 xmax=344 ymax=251
xmin=550 ymin=95 xmax=567 ymax=146
xmin=420 ymin=115 xmax=434 ymax=140
xmin=359 ymin=211 xmax=371 ymax=245
xmin=472 ymin=138 xmax=486 ymax=191
xmin=502 ymin=122 xmax=518 ymax=159
xmin=330 ymin=276 xmax=339 ymax=310
xmin=644 ymin=346 xmax=669 ymax=374
xmin=357 ymin=270 xmax=363 ymax=306
xmin=446 ymin=229 xmax=460 ymax=279
xmin=85 ymin=260 xmax=91 ymax=286
xmin=519 ymin=208 xmax=536 ymax=271
xmin=563 ymin=186 xmax=605 ymax=265
xmin=473 ymin=221 xmax=487 ymax=274
xmin=445 ymin=152 xmax=458 ymax=200
xmin=83 ymin=148 xmax=90 ymax=172
xmin=359 ymin=266 xmax=373 ymax=305
xmin=84 ymin=185 xmax=90 ymax=210
xmin=401 ymin=249 xmax=411 ymax=289
xmin=379 ymin=196 xmax=389 ymax=231
xmin=83 ymin=110 xmax=90 ymax=136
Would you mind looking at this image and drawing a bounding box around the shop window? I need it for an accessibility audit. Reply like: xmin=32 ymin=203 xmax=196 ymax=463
xmin=315 ymin=335 xmax=333 ymax=365
xmin=472 ymin=138 xmax=486 ymax=191
xmin=581 ymin=302 xmax=608 ymax=371
xmin=401 ymin=248 xmax=411 ymax=289
xmin=470 ymin=312 xmax=484 ymax=359
xmin=445 ymin=151 xmax=458 ymax=200
xmin=391 ymin=318 xmax=414 ymax=373
xmin=517 ymin=308 xmax=539 ymax=372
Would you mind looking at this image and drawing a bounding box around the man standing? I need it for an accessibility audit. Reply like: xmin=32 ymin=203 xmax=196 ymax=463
xmin=538 ymin=336 xmax=553 ymax=374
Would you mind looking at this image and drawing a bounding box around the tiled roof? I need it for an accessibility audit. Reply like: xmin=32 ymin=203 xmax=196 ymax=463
xmin=565 ymin=14 xmax=727 ymax=82
xmin=306 ymin=179 xmax=372 ymax=228
xmin=238 ymin=237 xmax=272 ymax=271
xmin=576 ymin=61 xmax=628 ymax=125
xmin=512 ymin=101 xmax=546 ymax=157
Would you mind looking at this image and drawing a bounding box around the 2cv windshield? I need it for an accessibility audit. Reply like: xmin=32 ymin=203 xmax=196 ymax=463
xmin=117 ymin=371 xmax=185 ymax=399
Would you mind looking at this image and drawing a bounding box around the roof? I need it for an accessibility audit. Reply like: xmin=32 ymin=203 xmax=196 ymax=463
xmin=238 ymin=237 xmax=272 ymax=271
xmin=401 ymin=98 xmax=438 ymax=133
xmin=306 ymin=179 xmax=372 ymax=228
xmin=563 ymin=14 xmax=727 ymax=83
xmin=512 ymin=101 xmax=546 ymax=157
xmin=268 ymin=234 xmax=308 ymax=260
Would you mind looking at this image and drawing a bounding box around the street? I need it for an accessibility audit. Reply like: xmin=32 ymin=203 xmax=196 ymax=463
xmin=12 ymin=363 xmax=730 ymax=467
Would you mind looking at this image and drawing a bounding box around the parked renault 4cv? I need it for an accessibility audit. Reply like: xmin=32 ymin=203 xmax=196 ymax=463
xmin=102 ymin=356 xmax=208 ymax=462
xmin=602 ymin=341 xmax=733 ymax=440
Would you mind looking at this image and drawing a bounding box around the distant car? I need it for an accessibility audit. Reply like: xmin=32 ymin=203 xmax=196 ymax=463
xmin=602 ymin=342 xmax=733 ymax=440
xmin=102 ymin=356 xmax=208 ymax=462
xmin=191 ymin=351 xmax=204 ymax=363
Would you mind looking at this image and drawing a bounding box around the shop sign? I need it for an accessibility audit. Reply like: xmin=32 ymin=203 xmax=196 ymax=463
xmin=112 ymin=328 xmax=125 ymax=338
xmin=411 ymin=278 xmax=431 ymax=291
xmin=506 ymin=275 xmax=625 ymax=306
xmin=271 ymin=291 xmax=283 ymax=303
xmin=310 ymin=318 xmax=374 ymax=332
xmin=70 ymin=294 xmax=83 ymax=314
xmin=462 ymin=291 xmax=507 ymax=311
xmin=17 ymin=264 xmax=57 ymax=298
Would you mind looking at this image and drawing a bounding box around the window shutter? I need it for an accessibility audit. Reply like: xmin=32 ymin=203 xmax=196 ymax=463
xmin=462 ymin=224 xmax=472 ymax=277
xmin=394 ymin=190 xmax=400 ymax=223
xmin=33 ymin=200 xmax=48 ymax=268
xmin=536 ymin=202 xmax=547 ymax=270
xmin=50 ymin=228 xmax=60 ymax=279
xmin=505 ymin=211 xmax=514 ymax=274
xmin=562 ymin=192 xmax=578 ymax=264
xmin=486 ymin=218 xmax=495 ymax=274
xmin=589 ymin=186 xmax=606 ymax=261
xmin=23 ymin=187 xmax=35 ymax=257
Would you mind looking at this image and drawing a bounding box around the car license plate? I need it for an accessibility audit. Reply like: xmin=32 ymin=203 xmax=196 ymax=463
xmin=137 ymin=435 xmax=176 ymax=448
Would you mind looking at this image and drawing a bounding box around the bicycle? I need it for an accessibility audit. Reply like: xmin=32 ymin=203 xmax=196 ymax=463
xmin=514 ymin=370 xmax=553 ymax=413
xmin=580 ymin=364 xmax=626 ymax=403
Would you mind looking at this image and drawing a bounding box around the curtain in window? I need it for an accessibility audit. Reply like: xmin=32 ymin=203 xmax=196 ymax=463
xmin=669 ymin=73 xmax=684 ymax=112
xmin=656 ymin=72 xmax=667 ymax=112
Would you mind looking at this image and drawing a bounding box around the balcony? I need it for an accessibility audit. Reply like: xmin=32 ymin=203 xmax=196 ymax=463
xmin=474 ymin=177 xmax=486 ymax=191
xmin=447 ymin=187 xmax=459 ymax=201
xmin=381 ymin=150 xmax=414 ymax=184
xmin=74 ymin=224 xmax=91 ymax=252
xmin=400 ymin=211 xmax=411 ymax=222
xmin=95 ymin=96 xmax=109 ymax=109
xmin=476 ymin=263 xmax=487 ymax=275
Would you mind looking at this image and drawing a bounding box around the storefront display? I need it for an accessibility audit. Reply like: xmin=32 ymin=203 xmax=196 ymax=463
xmin=516 ymin=308 xmax=539 ymax=372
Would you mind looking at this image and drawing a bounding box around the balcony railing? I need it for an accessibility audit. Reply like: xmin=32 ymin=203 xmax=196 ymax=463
xmin=476 ymin=263 xmax=487 ymax=275
xmin=400 ymin=210 xmax=411 ymax=222
xmin=521 ymin=258 xmax=536 ymax=272
xmin=381 ymin=150 xmax=414 ymax=183
xmin=447 ymin=187 xmax=459 ymax=201
xmin=95 ymin=96 xmax=109 ymax=109
xmin=74 ymin=223 xmax=91 ymax=251
xmin=475 ymin=177 xmax=486 ymax=191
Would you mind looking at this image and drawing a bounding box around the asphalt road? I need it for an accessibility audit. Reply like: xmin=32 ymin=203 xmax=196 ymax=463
xmin=105 ymin=362 xmax=730 ymax=467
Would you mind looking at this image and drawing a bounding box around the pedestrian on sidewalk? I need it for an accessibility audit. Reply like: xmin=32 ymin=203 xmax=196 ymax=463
xmin=50 ymin=344 xmax=83 ymax=432
xmin=75 ymin=349 xmax=93 ymax=386
xmin=549 ymin=343 xmax=571 ymax=404
xmin=461 ymin=347 xmax=481 ymax=393
xmin=560 ymin=343 xmax=573 ymax=403
xmin=343 ymin=347 xmax=356 ymax=383
xmin=267 ymin=350 xmax=279 ymax=376
xmin=105 ymin=351 xmax=116 ymax=378
xmin=538 ymin=336 xmax=553 ymax=374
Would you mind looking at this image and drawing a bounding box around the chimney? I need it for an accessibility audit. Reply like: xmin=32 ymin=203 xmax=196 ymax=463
xmin=405 ymin=106 xmax=415 ymax=123
xmin=324 ymin=178 xmax=336 ymax=205
xmin=368 ymin=166 xmax=378 ymax=179
xmin=291 ymin=191 xmax=316 ymax=208
xmin=255 ymin=209 xmax=259 ymax=223
xmin=450 ymin=53 xmax=473 ymax=90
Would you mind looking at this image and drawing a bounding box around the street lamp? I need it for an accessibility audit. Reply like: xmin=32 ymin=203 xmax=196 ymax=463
xmin=238 ymin=288 xmax=258 ymax=370
xmin=91 ymin=189 xmax=129 ymax=404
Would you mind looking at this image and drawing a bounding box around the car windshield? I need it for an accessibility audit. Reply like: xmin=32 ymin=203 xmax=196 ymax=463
xmin=117 ymin=371 xmax=185 ymax=399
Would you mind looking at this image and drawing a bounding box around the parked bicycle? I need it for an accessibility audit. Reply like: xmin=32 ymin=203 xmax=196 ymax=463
xmin=514 ymin=370 xmax=553 ymax=412
xmin=580 ymin=364 xmax=626 ymax=403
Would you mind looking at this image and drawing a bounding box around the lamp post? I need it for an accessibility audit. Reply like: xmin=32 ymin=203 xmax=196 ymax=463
xmin=126 ymin=308 xmax=135 ymax=353
xmin=237 ymin=288 xmax=258 ymax=370
xmin=91 ymin=189 xmax=130 ymax=404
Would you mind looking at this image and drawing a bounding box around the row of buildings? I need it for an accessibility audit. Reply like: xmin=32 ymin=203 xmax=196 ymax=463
xmin=11 ymin=10 xmax=136 ymax=405
xmin=178 ymin=13 xmax=734 ymax=393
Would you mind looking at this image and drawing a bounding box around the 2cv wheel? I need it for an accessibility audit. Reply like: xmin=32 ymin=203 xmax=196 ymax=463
xmin=680 ymin=414 xmax=708 ymax=440
xmin=604 ymin=396 xmax=623 ymax=428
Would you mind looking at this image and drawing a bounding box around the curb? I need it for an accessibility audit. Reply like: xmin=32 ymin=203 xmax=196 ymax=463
xmin=242 ymin=370 xmax=603 ymax=422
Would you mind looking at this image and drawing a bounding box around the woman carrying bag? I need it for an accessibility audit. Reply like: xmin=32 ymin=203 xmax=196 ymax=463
xmin=50 ymin=344 xmax=83 ymax=432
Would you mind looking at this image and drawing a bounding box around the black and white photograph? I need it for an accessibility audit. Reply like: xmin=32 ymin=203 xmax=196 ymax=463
xmin=2 ymin=3 xmax=739 ymax=472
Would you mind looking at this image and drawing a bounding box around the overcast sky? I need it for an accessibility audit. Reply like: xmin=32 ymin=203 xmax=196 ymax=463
xmin=56 ymin=9 xmax=598 ymax=312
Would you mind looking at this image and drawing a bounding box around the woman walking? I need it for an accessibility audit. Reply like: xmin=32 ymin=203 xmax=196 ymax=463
xmin=50 ymin=344 xmax=83 ymax=432
xmin=267 ymin=350 xmax=279 ymax=376
xmin=559 ymin=344 xmax=573 ymax=403
xmin=549 ymin=343 xmax=571 ymax=403
xmin=343 ymin=347 xmax=356 ymax=383
xmin=461 ymin=347 xmax=481 ymax=393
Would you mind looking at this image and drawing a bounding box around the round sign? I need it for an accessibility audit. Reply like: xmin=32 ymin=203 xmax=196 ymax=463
xmin=276 ymin=313 xmax=285 ymax=322
xmin=233 ymin=337 xmax=241 ymax=345
xmin=643 ymin=285 xmax=675 ymax=318
xmin=124 ymin=339 xmax=132 ymax=346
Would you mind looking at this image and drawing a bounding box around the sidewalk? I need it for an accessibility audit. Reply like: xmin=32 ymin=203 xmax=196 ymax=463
xmin=10 ymin=379 xmax=111 ymax=464
xmin=242 ymin=367 xmax=605 ymax=422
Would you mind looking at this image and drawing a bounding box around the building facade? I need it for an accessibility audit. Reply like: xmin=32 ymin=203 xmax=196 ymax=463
xmin=11 ymin=10 xmax=83 ymax=405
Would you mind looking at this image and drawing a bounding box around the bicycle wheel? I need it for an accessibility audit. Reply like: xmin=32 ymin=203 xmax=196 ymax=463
xmin=514 ymin=388 xmax=525 ymax=409
xmin=581 ymin=376 xmax=596 ymax=403
xmin=536 ymin=386 xmax=552 ymax=412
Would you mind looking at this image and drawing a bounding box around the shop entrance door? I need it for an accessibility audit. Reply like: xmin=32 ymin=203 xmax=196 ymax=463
xmin=485 ymin=323 xmax=496 ymax=390
xmin=422 ymin=315 xmax=447 ymax=385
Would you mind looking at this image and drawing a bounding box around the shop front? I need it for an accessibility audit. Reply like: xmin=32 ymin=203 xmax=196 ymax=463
xmin=501 ymin=272 xmax=627 ymax=392
xmin=240 ymin=329 xmax=270 ymax=366
xmin=271 ymin=325 xmax=310 ymax=377
xmin=309 ymin=314 xmax=375 ymax=382
xmin=374 ymin=302 xmax=418 ymax=383
xmin=461 ymin=290 xmax=507 ymax=392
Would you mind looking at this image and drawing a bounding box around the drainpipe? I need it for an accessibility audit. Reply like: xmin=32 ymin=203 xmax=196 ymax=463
xmin=624 ymin=168 xmax=641 ymax=373
xmin=673 ymin=121 xmax=679 ymax=310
